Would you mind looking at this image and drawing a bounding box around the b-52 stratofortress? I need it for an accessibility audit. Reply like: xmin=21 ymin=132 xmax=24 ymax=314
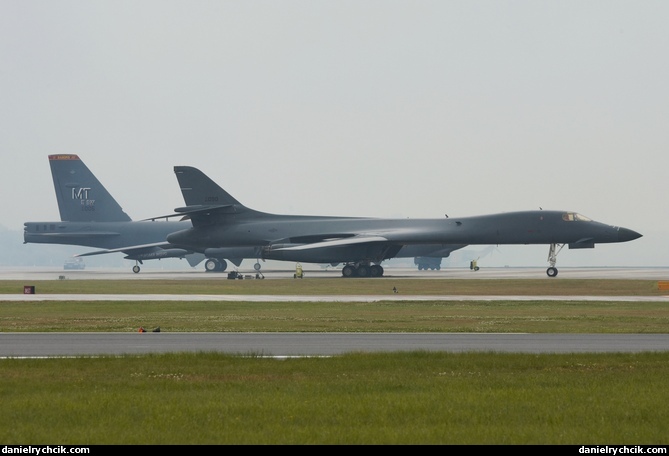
xmin=164 ymin=166 xmax=642 ymax=278
xmin=22 ymin=155 xmax=208 ymax=273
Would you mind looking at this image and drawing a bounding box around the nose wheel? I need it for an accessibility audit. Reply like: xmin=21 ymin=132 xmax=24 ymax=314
xmin=546 ymin=243 xmax=565 ymax=277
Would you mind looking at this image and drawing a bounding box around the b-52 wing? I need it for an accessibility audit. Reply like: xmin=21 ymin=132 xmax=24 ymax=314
xmin=73 ymin=242 xmax=205 ymax=268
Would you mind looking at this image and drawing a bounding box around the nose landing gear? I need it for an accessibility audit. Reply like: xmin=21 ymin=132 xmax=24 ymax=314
xmin=546 ymin=243 xmax=565 ymax=277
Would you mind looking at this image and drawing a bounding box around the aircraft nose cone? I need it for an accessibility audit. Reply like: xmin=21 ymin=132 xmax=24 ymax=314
xmin=618 ymin=227 xmax=642 ymax=242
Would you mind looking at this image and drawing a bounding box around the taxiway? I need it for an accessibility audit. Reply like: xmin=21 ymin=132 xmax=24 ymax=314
xmin=2 ymin=266 xmax=668 ymax=357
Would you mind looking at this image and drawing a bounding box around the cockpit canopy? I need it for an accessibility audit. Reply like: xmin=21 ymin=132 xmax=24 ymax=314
xmin=562 ymin=212 xmax=592 ymax=222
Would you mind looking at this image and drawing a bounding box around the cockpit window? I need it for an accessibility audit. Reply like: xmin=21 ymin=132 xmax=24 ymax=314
xmin=562 ymin=212 xmax=592 ymax=222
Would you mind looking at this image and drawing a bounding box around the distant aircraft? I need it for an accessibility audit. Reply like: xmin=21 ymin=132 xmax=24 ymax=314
xmin=163 ymin=166 xmax=642 ymax=278
xmin=23 ymin=155 xmax=252 ymax=273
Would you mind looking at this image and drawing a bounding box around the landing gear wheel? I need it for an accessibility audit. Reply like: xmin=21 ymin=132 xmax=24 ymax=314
xmin=254 ymin=262 xmax=262 ymax=271
xmin=132 ymin=265 xmax=140 ymax=274
xmin=356 ymin=265 xmax=370 ymax=277
xmin=547 ymin=267 xmax=558 ymax=277
xmin=205 ymin=259 xmax=219 ymax=272
xmin=370 ymin=265 xmax=384 ymax=277
xmin=342 ymin=265 xmax=356 ymax=278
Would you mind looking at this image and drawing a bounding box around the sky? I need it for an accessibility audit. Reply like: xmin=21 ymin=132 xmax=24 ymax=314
xmin=2 ymin=1 xmax=668 ymax=268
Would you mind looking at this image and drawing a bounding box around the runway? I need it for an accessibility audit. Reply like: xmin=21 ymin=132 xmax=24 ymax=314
xmin=3 ymin=332 xmax=669 ymax=357
xmin=2 ymin=266 xmax=669 ymax=357
xmin=3 ymin=266 xmax=669 ymax=302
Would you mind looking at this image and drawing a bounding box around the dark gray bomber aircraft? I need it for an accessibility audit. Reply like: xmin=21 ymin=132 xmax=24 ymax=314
xmin=163 ymin=166 xmax=642 ymax=278
xmin=23 ymin=155 xmax=466 ymax=273
xmin=23 ymin=155 xmax=254 ymax=273
xmin=23 ymin=154 xmax=203 ymax=272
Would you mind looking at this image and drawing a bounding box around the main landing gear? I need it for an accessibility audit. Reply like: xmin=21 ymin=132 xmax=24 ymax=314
xmin=546 ymin=243 xmax=565 ymax=278
xmin=204 ymin=259 xmax=263 ymax=273
xmin=132 ymin=261 xmax=142 ymax=273
xmin=204 ymin=258 xmax=228 ymax=272
xmin=341 ymin=262 xmax=384 ymax=278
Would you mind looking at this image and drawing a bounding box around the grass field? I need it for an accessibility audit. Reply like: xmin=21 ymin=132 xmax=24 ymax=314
xmin=1 ymin=279 xmax=668 ymax=333
xmin=1 ymin=278 xmax=668 ymax=444
xmin=2 ymin=299 xmax=669 ymax=333
xmin=2 ymin=352 xmax=669 ymax=444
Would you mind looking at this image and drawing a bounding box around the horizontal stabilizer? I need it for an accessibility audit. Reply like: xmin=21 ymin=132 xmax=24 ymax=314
xmin=28 ymin=232 xmax=121 ymax=238
xmin=173 ymin=204 xmax=234 ymax=214
xmin=140 ymin=204 xmax=235 ymax=222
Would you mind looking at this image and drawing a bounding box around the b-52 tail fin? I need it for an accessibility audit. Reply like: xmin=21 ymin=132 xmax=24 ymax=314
xmin=49 ymin=154 xmax=131 ymax=222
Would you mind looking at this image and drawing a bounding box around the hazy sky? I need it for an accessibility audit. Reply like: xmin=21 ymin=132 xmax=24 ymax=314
xmin=2 ymin=1 xmax=668 ymax=267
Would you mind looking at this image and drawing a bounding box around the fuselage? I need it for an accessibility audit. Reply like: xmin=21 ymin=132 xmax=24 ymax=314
xmin=165 ymin=210 xmax=641 ymax=264
xmin=24 ymin=220 xmax=192 ymax=250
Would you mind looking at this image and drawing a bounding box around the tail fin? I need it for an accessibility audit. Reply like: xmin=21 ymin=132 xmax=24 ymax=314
xmin=174 ymin=166 xmax=244 ymax=207
xmin=49 ymin=154 xmax=131 ymax=222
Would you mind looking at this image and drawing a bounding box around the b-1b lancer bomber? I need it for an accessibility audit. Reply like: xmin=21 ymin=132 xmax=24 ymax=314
xmin=162 ymin=166 xmax=642 ymax=278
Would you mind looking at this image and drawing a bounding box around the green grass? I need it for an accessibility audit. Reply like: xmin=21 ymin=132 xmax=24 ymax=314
xmin=3 ymin=278 xmax=668 ymax=333
xmin=2 ymin=351 xmax=668 ymax=444
xmin=2 ymin=278 xmax=669 ymax=444
xmin=1 ymin=278 xmax=667 ymax=295
xmin=2 ymin=300 xmax=669 ymax=333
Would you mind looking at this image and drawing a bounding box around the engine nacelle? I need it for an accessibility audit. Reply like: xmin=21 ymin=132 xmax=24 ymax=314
xmin=204 ymin=247 xmax=261 ymax=259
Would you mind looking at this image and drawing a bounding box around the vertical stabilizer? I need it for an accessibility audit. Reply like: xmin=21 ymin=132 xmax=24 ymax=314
xmin=174 ymin=166 xmax=244 ymax=207
xmin=49 ymin=154 xmax=132 ymax=222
